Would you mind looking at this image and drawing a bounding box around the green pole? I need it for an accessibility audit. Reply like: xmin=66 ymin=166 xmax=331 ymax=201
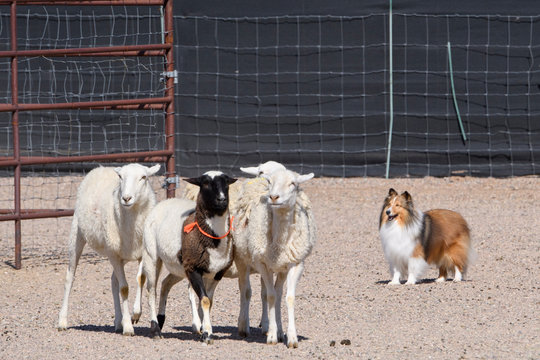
xmin=447 ymin=42 xmax=467 ymax=142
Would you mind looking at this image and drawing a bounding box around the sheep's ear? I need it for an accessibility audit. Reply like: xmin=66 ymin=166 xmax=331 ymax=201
xmin=147 ymin=164 xmax=161 ymax=176
xmin=296 ymin=173 xmax=314 ymax=184
xmin=240 ymin=166 xmax=260 ymax=176
xmin=226 ymin=176 xmax=238 ymax=185
xmin=183 ymin=177 xmax=201 ymax=187
xmin=388 ymin=188 xmax=398 ymax=196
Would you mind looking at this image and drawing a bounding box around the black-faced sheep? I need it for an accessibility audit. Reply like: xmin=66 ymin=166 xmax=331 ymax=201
xmin=141 ymin=171 xmax=237 ymax=344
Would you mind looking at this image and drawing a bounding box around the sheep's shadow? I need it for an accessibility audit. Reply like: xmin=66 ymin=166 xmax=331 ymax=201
xmin=68 ymin=323 xmax=308 ymax=345
xmin=168 ymin=325 xmax=308 ymax=345
xmin=70 ymin=324 xmax=118 ymax=334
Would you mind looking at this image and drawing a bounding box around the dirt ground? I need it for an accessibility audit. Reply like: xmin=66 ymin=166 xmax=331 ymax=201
xmin=0 ymin=176 xmax=539 ymax=359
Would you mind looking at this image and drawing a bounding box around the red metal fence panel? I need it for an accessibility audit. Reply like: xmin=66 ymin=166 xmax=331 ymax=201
xmin=0 ymin=0 xmax=176 ymax=269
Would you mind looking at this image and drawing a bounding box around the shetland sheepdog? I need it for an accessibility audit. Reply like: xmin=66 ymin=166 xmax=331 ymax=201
xmin=379 ymin=188 xmax=473 ymax=285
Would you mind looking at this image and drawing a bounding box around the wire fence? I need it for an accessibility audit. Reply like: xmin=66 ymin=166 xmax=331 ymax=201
xmin=0 ymin=2 xmax=174 ymax=268
xmin=175 ymin=12 xmax=540 ymax=177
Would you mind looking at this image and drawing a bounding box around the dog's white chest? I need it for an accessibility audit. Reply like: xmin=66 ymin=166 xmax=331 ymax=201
xmin=380 ymin=222 xmax=417 ymax=262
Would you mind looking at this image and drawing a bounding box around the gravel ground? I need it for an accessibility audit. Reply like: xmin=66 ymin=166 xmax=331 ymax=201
xmin=0 ymin=176 xmax=539 ymax=359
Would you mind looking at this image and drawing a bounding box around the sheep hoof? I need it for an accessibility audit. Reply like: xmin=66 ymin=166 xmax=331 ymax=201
xmin=131 ymin=314 xmax=141 ymax=324
xmin=150 ymin=320 xmax=162 ymax=339
xmin=287 ymin=334 xmax=299 ymax=348
xmin=202 ymin=332 xmax=214 ymax=345
xmin=157 ymin=314 xmax=166 ymax=330
xmin=266 ymin=334 xmax=278 ymax=345
xmin=238 ymin=330 xmax=250 ymax=338
xmin=192 ymin=324 xmax=202 ymax=335
xmin=287 ymin=341 xmax=299 ymax=349
xmin=123 ymin=329 xmax=135 ymax=337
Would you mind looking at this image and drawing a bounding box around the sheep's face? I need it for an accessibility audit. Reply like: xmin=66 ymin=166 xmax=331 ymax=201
xmin=184 ymin=171 xmax=238 ymax=216
xmin=265 ymin=170 xmax=314 ymax=209
xmin=114 ymin=164 xmax=160 ymax=207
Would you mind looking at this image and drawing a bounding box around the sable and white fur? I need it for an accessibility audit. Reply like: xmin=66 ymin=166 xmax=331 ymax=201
xmin=141 ymin=171 xmax=236 ymax=343
xmin=379 ymin=188 xmax=473 ymax=285
xmin=58 ymin=163 xmax=160 ymax=335
xmin=234 ymin=169 xmax=316 ymax=348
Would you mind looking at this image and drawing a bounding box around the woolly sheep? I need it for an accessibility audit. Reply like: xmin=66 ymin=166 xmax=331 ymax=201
xmin=177 ymin=161 xmax=287 ymax=331
xmin=58 ymin=163 xmax=160 ymax=336
xmin=234 ymin=168 xmax=316 ymax=348
xmin=180 ymin=161 xmax=285 ymax=205
xmin=141 ymin=171 xmax=236 ymax=343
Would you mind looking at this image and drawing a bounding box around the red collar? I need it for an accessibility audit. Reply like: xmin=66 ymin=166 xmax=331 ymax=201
xmin=183 ymin=216 xmax=234 ymax=240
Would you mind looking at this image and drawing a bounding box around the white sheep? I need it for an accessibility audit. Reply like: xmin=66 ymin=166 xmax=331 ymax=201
xmin=180 ymin=161 xmax=285 ymax=204
xmin=174 ymin=161 xmax=287 ymax=330
xmin=57 ymin=163 xmax=160 ymax=336
xmin=233 ymin=168 xmax=316 ymax=348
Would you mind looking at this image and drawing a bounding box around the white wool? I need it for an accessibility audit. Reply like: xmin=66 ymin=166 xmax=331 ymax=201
xmin=233 ymin=168 xmax=316 ymax=347
xmin=142 ymin=198 xmax=195 ymax=280
xmin=58 ymin=163 xmax=160 ymax=335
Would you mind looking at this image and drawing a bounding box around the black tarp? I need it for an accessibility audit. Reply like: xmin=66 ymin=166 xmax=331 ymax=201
xmin=1 ymin=1 xmax=539 ymax=177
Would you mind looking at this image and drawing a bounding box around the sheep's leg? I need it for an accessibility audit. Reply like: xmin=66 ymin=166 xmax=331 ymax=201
xmin=237 ymin=267 xmax=251 ymax=338
xmin=284 ymin=262 xmax=304 ymax=348
xmin=274 ymin=272 xmax=286 ymax=343
xmin=132 ymin=260 xmax=145 ymax=324
xmin=257 ymin=265 xmax=278 ymax=345
xmin=109 ymin=257 xmax=135 ymax=336
xmin=111 ymin=270 xmax=122 ymax=332
xmin=190 ymin=277 xmax=214 ymax=332
xmin=158 ymin=273 xmax=182 ymax=330
xmin=191 ymin=277 xmax=220 ymax=334
xmin=143 ymin=252 xmax=162 ymax=339
xmin=188 ymin=284 xmax=202 ymax=334
xmin=58 ymin=223 xmax=85 ymax=331
xmin=187 ymin=270 xmax=213 ymax=344
xmin=259 ymin=276 xmax=269 ymax=333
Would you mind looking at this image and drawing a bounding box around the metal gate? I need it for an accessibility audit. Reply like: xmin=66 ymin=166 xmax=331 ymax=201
xmin=0 ymin=0 xmax=176 ymax=269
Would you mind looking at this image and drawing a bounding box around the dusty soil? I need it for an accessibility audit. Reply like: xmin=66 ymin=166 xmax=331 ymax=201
xmin=0 ymin=176 xmax=539 ymax=359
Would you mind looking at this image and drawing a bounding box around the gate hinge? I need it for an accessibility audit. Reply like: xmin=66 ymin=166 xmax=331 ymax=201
xmin=161 ymin=70 xmax=178 ymax=84
xmin=162 ymin=175 xmax=180 ymax=189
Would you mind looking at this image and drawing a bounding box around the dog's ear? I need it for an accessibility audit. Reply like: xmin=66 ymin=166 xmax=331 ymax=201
xmin=401 ymin=191 xmax=413 ymax=205
xmin=388 ymin=188 xmax=398 ymax=196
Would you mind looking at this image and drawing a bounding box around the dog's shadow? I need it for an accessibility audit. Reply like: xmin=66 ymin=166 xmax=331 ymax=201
xmin=376 ymin=278 xmax=468 ymax=285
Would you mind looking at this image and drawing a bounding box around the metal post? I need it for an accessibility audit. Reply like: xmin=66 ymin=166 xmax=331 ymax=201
xmin=164 ymin=0 xmax=176 ymax=199
xmin=10 ymin=0 xmax=21 ymax=269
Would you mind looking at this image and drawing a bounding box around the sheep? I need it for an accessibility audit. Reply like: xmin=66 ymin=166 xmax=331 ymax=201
xmin=170 ymin=161 xmax=286 ymax=330
xmin=233 ymin=168 xmax=316 ymax=348
xmin=141 ymin=171 xmax=237 ymax=343
xmin=180 ymin=160 xmax=285 ymax=204
xmin=57 ymin=163 xmax=161 ymax=336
